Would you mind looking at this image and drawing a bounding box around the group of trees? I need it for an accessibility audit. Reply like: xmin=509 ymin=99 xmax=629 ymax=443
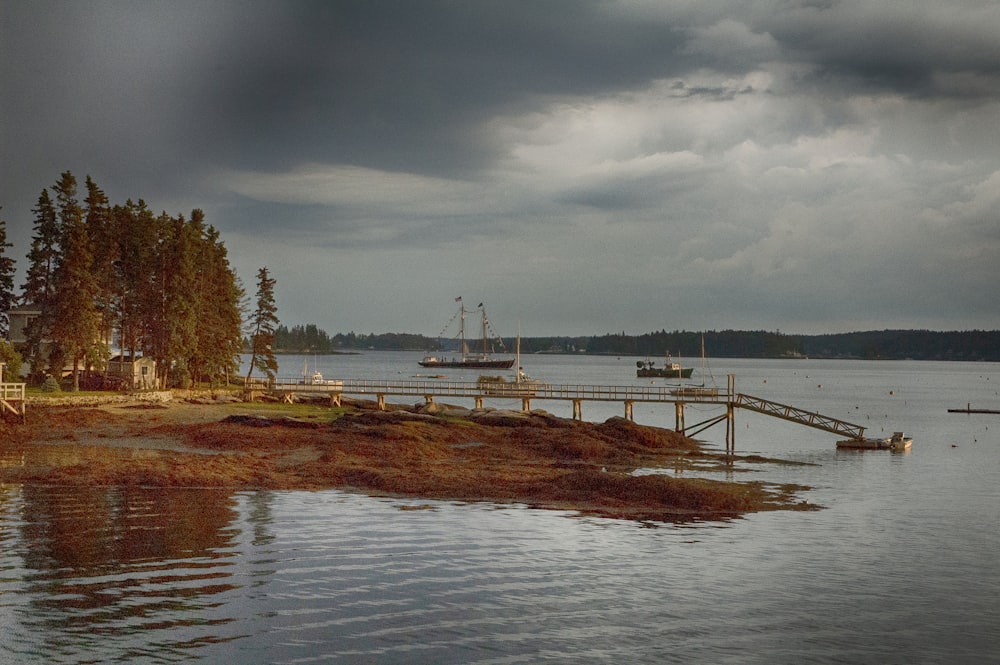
xmin=1 ymin=171 xmax=280 ymax=389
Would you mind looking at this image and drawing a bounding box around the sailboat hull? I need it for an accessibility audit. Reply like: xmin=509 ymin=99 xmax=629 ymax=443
xmin=419 ymin=358 xmax=515 ymax=369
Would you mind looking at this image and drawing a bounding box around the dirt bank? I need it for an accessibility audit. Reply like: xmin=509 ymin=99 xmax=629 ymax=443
xmin=0 ymin=398 xmax=816 ymax=523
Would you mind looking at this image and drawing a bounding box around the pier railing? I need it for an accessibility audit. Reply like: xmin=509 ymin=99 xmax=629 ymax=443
xmin=0 ymin=381 xmax=27 ymax=421
xmin=734 ymin=393 xmax=866 ymax=439
xmin=252 ymin=377 xmax=730 ymax=404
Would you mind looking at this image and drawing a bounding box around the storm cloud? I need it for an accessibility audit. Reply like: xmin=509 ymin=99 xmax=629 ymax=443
xmin=2 ymin=0 xmax=998 ymax=336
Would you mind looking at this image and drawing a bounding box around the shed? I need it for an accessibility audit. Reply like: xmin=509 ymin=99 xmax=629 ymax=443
xmin=107 ymin=355 xmax=157 ymax=390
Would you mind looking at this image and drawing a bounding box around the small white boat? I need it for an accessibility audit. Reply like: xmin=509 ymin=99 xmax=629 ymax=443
xmin=888 ymin=432 xmax=913 ymax=451
xmin=477 ymin=323 xmax=541 ymax=396
xmin=299 ymin=359 xmax=342 ymax=388
xmin=837 ymin=431 xmax=912 ymax=451
xmin=477 ymin=372 xmax=540 ymax=396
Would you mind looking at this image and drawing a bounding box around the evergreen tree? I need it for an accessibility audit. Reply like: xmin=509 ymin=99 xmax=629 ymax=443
xmin=20 ymin=189 xmax=60 ymax=307
xmin=187 ymin=218 xmax=244 ymax=386
xmin=0 ymin=210 xmax=15 ymax=338
xmin=163 ymin=214 xmax=200 ymax=387
xmin=245 ymin=267 xmax=279 ymax=383
xmin=112 ymin=199 xmax=157 ymax=359
xmin=48 ymin=171 xmax=102 ymax=390
xmin=143 ymin=211 xmax=198 ymax=388
xmin=84 ymin=176 xmax=116 ymax=350
xmin=20 ymin=189 xmax=61 ymax=377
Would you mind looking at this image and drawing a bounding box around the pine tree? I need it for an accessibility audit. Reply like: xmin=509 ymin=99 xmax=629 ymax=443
xmin=48 ymin=171 xmax=101 ymax=390
xmin=20 ymin=189 xmax=61 ymax=377
xmin=112 ymin=199 xmax=157 ymax=360
xmin=20 ymin=190 xmax=60 ymax=307
xmin=187 ymin=215 xmax=244 ymax=387
xmin=143 ymin=211 xmax=198 ymax=388
xmin=0 ymin=209 xmax=15 ymax=338
xmin=84 ymin=176 xmax=116 ymax=351
xmin=245 ymin=267 xmax=279 ymax=383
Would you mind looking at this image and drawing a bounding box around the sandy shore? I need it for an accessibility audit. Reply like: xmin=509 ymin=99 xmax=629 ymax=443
xmin=0 ymin=396 xmax=816 ymax=523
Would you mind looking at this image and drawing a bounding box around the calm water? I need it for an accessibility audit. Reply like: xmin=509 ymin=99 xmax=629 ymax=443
xmin=2 ymin=353 xmax=998 ymax=663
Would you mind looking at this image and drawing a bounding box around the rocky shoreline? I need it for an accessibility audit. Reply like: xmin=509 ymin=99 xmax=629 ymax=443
xmin=0 ymin=395 xmax=817 ymax=524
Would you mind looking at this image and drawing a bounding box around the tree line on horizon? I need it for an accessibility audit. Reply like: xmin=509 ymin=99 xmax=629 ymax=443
xmin=0 ymin=171 xmax=263 ymax=389
xmin=273 ymin=324 xmax=1000 ymax=362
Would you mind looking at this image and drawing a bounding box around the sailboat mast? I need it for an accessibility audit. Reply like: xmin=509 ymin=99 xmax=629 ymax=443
xmin=481 ymin=306 xmax=488 ymax=356
xmin=516 ymin=320 xmax=521 ymax=384
xmin=459 ymin=303 xmax=467 ymax=357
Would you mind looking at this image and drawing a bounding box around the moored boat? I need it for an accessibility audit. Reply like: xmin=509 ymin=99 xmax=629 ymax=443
xmin=477 ymin=324 xmax=541 ymax=396
xmin=636 ymin=355 xmax=694 ymax=378
xmin=668 ymin=335 xmax=718 ymax=395
xmin=477 ymin=371 xmax=540 ymax=396
xmin=419 ymin=300 xmax=515 ymax=369
xmin=299 ymin=370 xmax=342 ymax=388
xmin=836 ymin=432 xmax=912 ymax=451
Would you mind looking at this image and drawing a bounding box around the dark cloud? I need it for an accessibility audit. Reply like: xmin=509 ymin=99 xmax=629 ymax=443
xmin=2 ymin=1 xmax=999 ymax=335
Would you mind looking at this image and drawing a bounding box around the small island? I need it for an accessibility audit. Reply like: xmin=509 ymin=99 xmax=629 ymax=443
xmin=0 ymin=395 xmax=816 ymax=524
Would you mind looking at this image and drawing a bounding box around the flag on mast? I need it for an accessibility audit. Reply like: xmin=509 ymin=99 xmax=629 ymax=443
xmin=454 ymin=296 xmax=462 ymax=302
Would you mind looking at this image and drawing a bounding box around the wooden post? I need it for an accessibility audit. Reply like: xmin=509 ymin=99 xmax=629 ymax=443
xmin=521 ymin=397 xmax=531 ymax=413
xmin=727 ymin=374 xmax=736 ymax=454
xmin=572 ymin=399 xmax=582 ymax=421
xmin=475 ymin=396 xmax=483 ymax=409
xmin=726 ymin=402 xmax=735 ymax=454
xmin=625 ymin=400 xmax=634 ymax=421
xmin=377 ymin=394 xmax=386 ymax=410
xmin=675 ymin=402 xmax=685 ymax=434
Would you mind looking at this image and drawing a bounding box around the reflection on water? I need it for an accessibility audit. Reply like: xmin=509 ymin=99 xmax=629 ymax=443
xmin=0 ymin=485 xmax=242 ymax=662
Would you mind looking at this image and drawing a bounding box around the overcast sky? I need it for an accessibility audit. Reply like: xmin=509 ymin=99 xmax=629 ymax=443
xmin=2 ymin=1 xmax=998 ymax=337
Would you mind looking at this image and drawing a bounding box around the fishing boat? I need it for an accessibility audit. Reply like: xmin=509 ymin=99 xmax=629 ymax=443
xmin=636 ymin=353 xmax=693 ymax=378
xmin=419 ymin=300 xmax=515 ymax=369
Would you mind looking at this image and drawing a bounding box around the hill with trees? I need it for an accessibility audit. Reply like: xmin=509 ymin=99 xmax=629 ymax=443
xmin=280 ymin=324 xmax=1000 ymax=362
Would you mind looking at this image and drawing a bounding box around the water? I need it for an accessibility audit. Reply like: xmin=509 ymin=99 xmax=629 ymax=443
xmin=2 ymin=354 xmax=998 ymax=663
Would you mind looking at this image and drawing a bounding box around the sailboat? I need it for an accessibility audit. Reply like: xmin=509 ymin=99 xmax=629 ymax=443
xmin=419 ymin=301 xmax=515 ymax=369
xmin=670 ymin=335 xmax=719 ymax=397
xmin=299 ymin=358 xmax=341 ymax=387
xmin=478 ymin=322 xmax=541 ymax=395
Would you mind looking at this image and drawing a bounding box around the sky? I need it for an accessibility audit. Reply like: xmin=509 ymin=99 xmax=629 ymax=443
xmin=2 ymin=1 xmax=999 ymax=338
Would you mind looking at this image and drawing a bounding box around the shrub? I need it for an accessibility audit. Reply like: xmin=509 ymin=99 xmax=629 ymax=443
xmin=40 ymin=375 xmax=61 ymax=393
xmin=0 ymin=340 xmax=22 ymax=379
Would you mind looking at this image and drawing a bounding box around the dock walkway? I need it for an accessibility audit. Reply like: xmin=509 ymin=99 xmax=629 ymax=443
xmin=246 ymin=375 xmax=867 ymax=452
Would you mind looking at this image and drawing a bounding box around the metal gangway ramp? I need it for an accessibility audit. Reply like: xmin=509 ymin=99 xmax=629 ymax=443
xmin=734 ymin=393 xmax=866 ymax=440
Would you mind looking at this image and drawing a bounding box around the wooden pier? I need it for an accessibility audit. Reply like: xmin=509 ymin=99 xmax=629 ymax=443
xmin=0 ymin=362 xmax=26 ymax=423
xmin=246 ymin=373 xmax=868 ymax=453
